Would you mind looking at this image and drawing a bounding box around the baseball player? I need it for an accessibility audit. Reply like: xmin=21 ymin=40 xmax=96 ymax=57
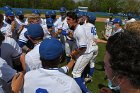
xmin=23 ymin=37 xmax=82 ymax=93
xmin=1 ymin=11 xmax=15 ymax=37
xmin=78 ymin=12 xmax=98 ymax=83
xmin=67 ymin=11 xmax=97 ymax=93
xmin=0 ymin=57 xmax=16 ymax=93
xmin=112 ymin=18 xmax=124 ymax=35
xmin=102 ymin=15 xmax=113 ymax=40
xmin=15 ymin=10 xmax=25 ymax=34
xmin=32 ymin=9 xmax=45 ymax=25
xmin=25 ymin=23 xmax=75 ymax=73
xmin=18 ymin=14 xmax=43 ymax=50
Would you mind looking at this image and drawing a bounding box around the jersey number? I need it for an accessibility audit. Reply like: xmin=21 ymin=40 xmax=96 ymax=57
xmin=91 ymin=27 xmax=96 ymax=35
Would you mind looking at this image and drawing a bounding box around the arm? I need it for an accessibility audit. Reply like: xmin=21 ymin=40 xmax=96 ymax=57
xmin=11 ymin=72 xmax=24 ymax=93
xmin=70 ymin=47 xmax=86 ymax=60
xmin=20 ymin=53 xmax=26 ymax=74
xmin=94 ymin=38 xmax=107 ymax=44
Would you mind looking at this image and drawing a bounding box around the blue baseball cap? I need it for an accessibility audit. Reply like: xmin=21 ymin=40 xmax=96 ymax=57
xmin=26 ymin=24 xmax=44 ymax=39
xmin=39 ymin=37 xmax=64 ymax=60
xmin=16 ymin=10 xmax=23 ymax=16
xmin=46 ymin=18 xmax=54 ymax=27
xmin=32 ymin=10 xmax=40 ymax=15
xmin=87 ymin=12 xmax=96 ymax=21
xmin=60 ymin=7 xmax=66 ymax=13
xmin=113 ymin=18 xmax=122 ymax=25
xmin=5 ymin=10 xmax=14 ymax=16
xmin=3 ymin=5 xmax=12 ymax=11
xmin=45 ymin=10 xmax=52 ymax=16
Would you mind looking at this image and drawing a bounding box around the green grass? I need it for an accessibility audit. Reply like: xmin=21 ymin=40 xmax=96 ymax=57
xmin=87 ymin=22 xmax=108 ymax=93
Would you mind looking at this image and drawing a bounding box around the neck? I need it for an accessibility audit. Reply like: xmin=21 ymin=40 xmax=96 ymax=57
xmin=73 ymin=23 xmax=78 ymax=30
xmin=120 ymin=80 xmax=140 ymax=93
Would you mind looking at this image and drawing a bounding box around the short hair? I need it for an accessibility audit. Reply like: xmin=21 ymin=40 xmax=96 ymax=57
xmin=106 ymin=31 xmax=140 ymax=88
xmin=67 ymin=11 xmax=78 ymax=22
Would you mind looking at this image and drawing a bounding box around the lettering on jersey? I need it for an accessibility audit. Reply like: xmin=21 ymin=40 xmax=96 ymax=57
xmin=91 ymin=27 xmax=96 ymax=35
xmin=36 ymin=88 xmax=48 ymax=93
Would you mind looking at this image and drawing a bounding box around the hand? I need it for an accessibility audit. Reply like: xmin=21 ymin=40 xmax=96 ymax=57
xmin=100 ymin=87 xmax=113 ymax=93
xmin=11 ymin=72 xmax=24 ymax=93
xmin=68 ymin=31 xmax=73 ymax=38
xmin=70 ymin=50 xmax=79 ymax=60
xmin=11 ymin=21 xmax=16 ymax=31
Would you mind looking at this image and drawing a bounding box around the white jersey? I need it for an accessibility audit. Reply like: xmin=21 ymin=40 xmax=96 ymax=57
xmin=41 ymin=25 xmax=52 ymax=39
xmin=112 ymin=28 xmax=123 ymax=35
xmin=0 ymin=87 xmax=4 ymax=93
xmin=25 ymin=43 xmax=69 ymax=73
xmin=0 ymin=22 xmax=12 ymax=37
xmin=55 ymin=17 xmax=69 ymax=31
xmin=105 ymin=18 xmax=113 ymax=37
xmin=73 ymin=24 xmax=87 ymax=49
xmin=0 ymin=58 xmax=16 ymax=82
xmin=15 ymin=17 xmax=26 ymax=30
xmin=23 ymin=68 xmax=82 ymax=93
xmin=25 ymin=44 xmax=42 ymax=72
xmin=3 ymin=36 xmax=22 ymax=54
xmin=18 ymin=27 xmax=28 ymax=43
xmin=83 ymin=23 xmax=98 ymax=52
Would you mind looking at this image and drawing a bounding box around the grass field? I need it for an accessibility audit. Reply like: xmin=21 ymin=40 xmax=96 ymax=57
xmin=87 ymin=22 xmax=107 ymax=93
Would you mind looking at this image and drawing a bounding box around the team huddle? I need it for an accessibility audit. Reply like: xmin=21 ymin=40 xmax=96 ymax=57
xmin=0 ymin=5 xmax=138 ymax=93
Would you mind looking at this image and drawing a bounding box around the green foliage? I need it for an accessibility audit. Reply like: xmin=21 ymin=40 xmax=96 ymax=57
xmin=0 ymin=0 xmax=140 ymax=13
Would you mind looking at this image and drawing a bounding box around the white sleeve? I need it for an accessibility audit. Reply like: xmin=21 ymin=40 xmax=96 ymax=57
xmin=0 ymin=87 xmax=4 ymax=93
xmin=0 ymin=58 xmax=16 ymax=82
xmin=25 ymin=53 xmax=33 ymax=72
xmin=5 ymin=37 xmax=22 ymax=54
xmin=70 ymin=79 xmax=82 ymax=93
xmin=59 ymin=66 xmax=69 ymax=73
xmin=77 ymin=27 xmax=87 ymax=48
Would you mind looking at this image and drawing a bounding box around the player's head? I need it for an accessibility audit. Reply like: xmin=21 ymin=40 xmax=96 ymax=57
xmin=105 ymin=31 xmax=140 ymax=90
xmin=112 ymin=18 xmax=122 ymax=30
xmin=28 ymin=14 xmax=40 ymax=24
xmin=86 ymin=12 xmax=96 ymax=24
xmin=60 ymin=7 xmax=67 ymax=19
xmin=127 ymin=13 xmax=133 ymax=20
xmin=25 ymin=23 xmax=44 ymax=44
xmin=5 ymin=10 xmax=15 ymax=24
xmin=46 ymin=18 xmax=54 ymax=31
xmin=113 ymin=18 xmax=122 ymax=25
xmin=32 ymin=9 xmax=41 ymax=16
xmin=67 ymin=11 xmax=78 ymax=30
xmin=46 ymin=18 xmax=53 ymax=26
xmin=50 ymin=10 xmax=56 ymax=20
xmin=39 ymin=37 xmax=64 ymax=68
xmin=45 ymin=10 xmax=52 ymax=19
xmin=15 ymin=10 xmax=24 ymax=21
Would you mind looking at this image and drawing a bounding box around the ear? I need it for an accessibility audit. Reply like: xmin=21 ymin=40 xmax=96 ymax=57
xmin=27 ymin=35 xmax=35 ymax=43
xmin=117 ymin=74 xmax=125 ymax=84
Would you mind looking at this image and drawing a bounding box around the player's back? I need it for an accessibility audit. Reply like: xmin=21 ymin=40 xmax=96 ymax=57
xmin=23 ymin=68 xmax=82 ymax=93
